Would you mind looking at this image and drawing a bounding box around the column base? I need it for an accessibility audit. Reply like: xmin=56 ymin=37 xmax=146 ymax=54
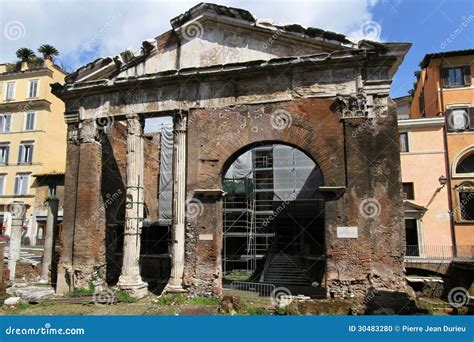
xmin=117 ymin=277 xmax=148 ymax=298
xmin=165 ymin=279 xmax=186 ymax=293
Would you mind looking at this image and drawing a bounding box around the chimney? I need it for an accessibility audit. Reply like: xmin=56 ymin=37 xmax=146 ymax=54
xmin=20 ymin=61 xmax=28 ymax=71
xmin=44 ymin=58 xmax=53 ymax=69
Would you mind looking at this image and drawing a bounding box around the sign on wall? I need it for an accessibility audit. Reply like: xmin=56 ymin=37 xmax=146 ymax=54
xmin=337 ymin=226 xmax=358 ymax=239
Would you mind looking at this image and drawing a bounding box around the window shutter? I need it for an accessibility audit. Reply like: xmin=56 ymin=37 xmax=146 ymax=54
xmin=6 ymin=83 xmax=14 ymax=100
xmin=14 ymin=176 xmax=20 ymax=195
xmin=469 ymin=107 xmax=474 ymax=130
xmin=21 ymin=175 xmax=28 ymax=195
xmin=18 ymin=145 xmax=23 ymax=163
xmin=5 ymin=115 xmax=11 ymax=132
xmin=446 ymin=109 xmax=453 ymax=131
xmin=5 ymin=146 xmax=9 ymax=164
xmin=28 ymin=145 xmax=33 ymax=163
xmin=441 ymin=68 xmax=450 ymax=88
xmin=463 ymin=65 xmax=472 ymax=86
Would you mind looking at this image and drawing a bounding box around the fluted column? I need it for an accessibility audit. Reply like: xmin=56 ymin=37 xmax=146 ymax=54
xmin=166 ymin=113 xmax=187 ymax=293
xmin=117 ymin=114 xmax=148 ymax=298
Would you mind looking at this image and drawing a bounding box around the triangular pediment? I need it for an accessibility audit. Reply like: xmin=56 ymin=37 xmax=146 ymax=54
xmin=65 ymin=3 xmax=407 ymax=84
xmin=113 ymin=3 xmax=356 ymax=79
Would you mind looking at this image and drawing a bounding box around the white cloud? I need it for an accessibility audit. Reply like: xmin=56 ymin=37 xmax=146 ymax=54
xmin=0 ymin=0 xmax=379 ymax=72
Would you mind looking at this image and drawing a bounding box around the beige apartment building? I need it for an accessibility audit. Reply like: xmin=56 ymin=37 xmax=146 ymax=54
xmin=0 ymin=59 xmax=67 ymax=246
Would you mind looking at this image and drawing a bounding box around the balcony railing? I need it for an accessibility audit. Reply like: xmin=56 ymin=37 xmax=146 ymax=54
xmin=405 ymin=245 xmax=455 ymax=260
xmin=405 ymin=245 xmax=474 ymax=261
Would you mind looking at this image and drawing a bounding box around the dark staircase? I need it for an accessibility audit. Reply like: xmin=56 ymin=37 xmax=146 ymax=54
xmin=263 ymin=253 xmax=310 ymax=285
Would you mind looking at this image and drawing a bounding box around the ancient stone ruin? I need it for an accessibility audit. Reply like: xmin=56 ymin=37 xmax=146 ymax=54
xmin=52 ymin=3 xmax=412 ymax=301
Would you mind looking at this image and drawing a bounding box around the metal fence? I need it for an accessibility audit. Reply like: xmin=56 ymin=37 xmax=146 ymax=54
xmin=404 ymin=245 xmax=474 ymax=261
xmin=230 ymin=281 xmax=275 ymax=298
xmin=405 ymin=245 xmax=455 ymax=260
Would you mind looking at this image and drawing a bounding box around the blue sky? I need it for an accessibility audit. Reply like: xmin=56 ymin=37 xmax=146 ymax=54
xmin=371 ymin=0 xmax=474 ymax=97
xmin=1 ymin=0 xmax=473 ymax=98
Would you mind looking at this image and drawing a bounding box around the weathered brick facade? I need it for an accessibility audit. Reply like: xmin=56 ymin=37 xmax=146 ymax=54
xmin=52 ymin=3 xmax=412 ymax=300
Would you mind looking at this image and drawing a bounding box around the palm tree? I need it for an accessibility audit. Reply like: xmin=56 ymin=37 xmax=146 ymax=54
xmin=38 ymin=44 xmax=59 ymax=60
xmin=15 ymin=48 xmax=36 ymax=62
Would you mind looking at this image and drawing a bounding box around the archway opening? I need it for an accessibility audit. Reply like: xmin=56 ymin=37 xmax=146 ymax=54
xmin=222 ymin=143 xmax=325 ymax=289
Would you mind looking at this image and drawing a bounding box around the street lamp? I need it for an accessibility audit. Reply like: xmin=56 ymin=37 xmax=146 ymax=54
xmin=438 ymin=175 xmax=447 ymax=186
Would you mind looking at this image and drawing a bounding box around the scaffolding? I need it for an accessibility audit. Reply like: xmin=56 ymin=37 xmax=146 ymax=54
xmin=223 ymin=145 xmax=323 ymax=275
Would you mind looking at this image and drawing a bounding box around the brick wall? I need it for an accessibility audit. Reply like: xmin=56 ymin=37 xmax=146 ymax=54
xmin=184 ymin=97 xmax=407 ymax=298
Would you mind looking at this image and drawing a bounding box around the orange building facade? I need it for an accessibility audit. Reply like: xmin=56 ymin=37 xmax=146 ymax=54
xmin=410 ymin=49 xmax=474 ymax=258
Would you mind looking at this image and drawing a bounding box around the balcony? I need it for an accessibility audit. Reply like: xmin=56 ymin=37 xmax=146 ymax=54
xmin=404 ymin=245 xmax=474 ymax=262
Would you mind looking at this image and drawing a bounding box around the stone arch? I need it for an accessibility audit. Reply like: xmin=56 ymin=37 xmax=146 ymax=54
xmin=186 ymin=99 xmax=345 ymax=192
xmin=220 ymin=139 xmax=325 ymax=183
xmin=184 ymin=99 xmax=345 ymax=295
xmin=220 ymin=141 xmax=326 ymax=287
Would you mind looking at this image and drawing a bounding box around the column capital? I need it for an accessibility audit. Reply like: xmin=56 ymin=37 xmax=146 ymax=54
xmin=126 ymin=113 xmax=144 ymax=136
xmin=173 ymin=110 xmax=188 ymax=131
xmin=80 ymin=119 xmax=101 ymax=144
xmin=67 ymin=123 xmax=80 ymax=145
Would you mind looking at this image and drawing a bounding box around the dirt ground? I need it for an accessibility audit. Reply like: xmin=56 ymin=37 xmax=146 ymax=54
xmin=0 ymin=293 xmax=468 ymax=316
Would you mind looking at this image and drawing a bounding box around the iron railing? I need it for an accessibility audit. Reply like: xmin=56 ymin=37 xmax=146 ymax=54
xmin=405 ymin=245 xmax=474 ymax=260
xmin=230 ymin=281 xmax=275 ymax=297
xmin=405 ymin=245 xmax=455 ymax=260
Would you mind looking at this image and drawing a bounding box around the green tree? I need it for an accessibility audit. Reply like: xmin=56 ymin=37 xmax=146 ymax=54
xmin=38 ymin=44 xmax=59 ymax=60
xmin=15 ymin=47 xmax=36 ymax=62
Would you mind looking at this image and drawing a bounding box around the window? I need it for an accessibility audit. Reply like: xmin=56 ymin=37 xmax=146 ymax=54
xmin=403 ymin=182 xmax=415 ymax=200
xmin=442 ymin=66 xmax=472 ymax=88
xmin=5 ymin=82 xmax=15 ymax=100
xmin=405 ymin=219 xmax=420 ymax=256
xmin=24 ymin=112 xmax=35 ymax=131
xmin=418 ymin=91 xmax=425 ymax=116
xmin=48 ymin=184 xmax=57 ymax=197
xmin=14 ymin=173 xmax=29 ymax=195
xmin=456 ymin=154 xmax=474 ymax=174
xmin=0 ymin=114 xmax=12 ymax=133
xmin=460 ymin=192 xmax=474 ymax=221
xmin=28 ymin=80 xmax=39 ymax=98
xmin=18 ymin=142 xmax=33 ymax=164
xmin=400 ymin=132 xmax=409 ymax=152
xmin=0 ymin=144 xmax=9 ymax=164
xmin=0 ymin=174 xmax=5 ymax=195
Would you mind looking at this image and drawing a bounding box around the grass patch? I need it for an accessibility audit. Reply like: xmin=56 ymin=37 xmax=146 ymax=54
xmin=114 ymin=289 xmax=138 ymax=304
xmin=0 ymin=295 xmax=9 ymax=305
xmin=154 ymin=294 xmax=220 ymax=307
xmin=223 ymin=269 xmax=253 ymax=282
xmin=64 ymin=287 xmax=95 ymax=297
xmin=154 ymin=294 xmax=186 ymax=306
xmin=247 ymin=308 xmax=271 ymax=315
xmin=274 ymin=306 xmax=288 ymax=315
xmin=185 ymin=296 xmax=220 ymax=306
xmin=16 ymin=302 xmax=31 ymax=310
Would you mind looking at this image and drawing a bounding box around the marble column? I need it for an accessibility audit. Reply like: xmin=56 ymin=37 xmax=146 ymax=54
xmin=117 ymin=114 xmax=148 ymax=298
xmin=39 ymin=198 xmax=58 ymax=284
xmin=166 ymin=113 xmax=187 ymax=293
xmin=8 ymin=201 xmax=25 ymax=282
